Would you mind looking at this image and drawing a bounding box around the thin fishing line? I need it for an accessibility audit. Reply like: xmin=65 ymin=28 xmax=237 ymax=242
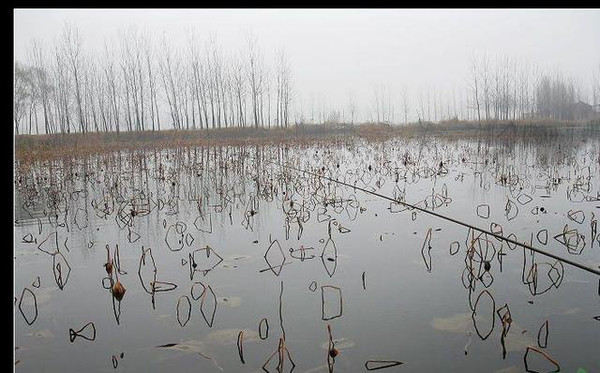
xmin=267 ymin=160 xmax=600 ymax=277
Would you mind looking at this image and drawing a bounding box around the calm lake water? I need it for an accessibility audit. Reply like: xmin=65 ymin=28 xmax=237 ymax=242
xmin=14 ymin=132 xmax=600 ymax=372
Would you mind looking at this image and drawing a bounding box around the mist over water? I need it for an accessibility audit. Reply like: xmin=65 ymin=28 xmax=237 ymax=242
xmin=13 ymin=9 xmax=600 ymax=373
xmin=14 ymin=130 xmax=600 ymax=372
xmin=13 ymin=9 xmax=600 ymax=133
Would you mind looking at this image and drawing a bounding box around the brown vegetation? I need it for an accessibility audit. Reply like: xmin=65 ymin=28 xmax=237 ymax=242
xmin=14 ymin=119 xmax=598 ymax=163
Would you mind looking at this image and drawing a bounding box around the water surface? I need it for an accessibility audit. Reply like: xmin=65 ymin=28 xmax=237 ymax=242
xmin=14 ymin=133 xmax=600 ymax=372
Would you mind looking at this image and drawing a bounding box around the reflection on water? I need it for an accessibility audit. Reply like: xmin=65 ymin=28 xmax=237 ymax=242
xmin=14 ymin=133 xmax=600 ymax=372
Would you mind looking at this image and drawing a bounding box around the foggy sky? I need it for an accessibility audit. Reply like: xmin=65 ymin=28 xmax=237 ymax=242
xmin=13 ymin=8 xmax=600 ymax=123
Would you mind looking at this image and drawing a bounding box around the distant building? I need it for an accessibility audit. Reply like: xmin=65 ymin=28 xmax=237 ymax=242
xmin=571 ymin=101 xmax=597 ymax=121
xmin=521 ymin=102 xmax=599 ymax=121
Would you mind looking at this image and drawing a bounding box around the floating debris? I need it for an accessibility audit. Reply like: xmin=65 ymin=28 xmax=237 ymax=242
xmin=31 ymin=276 xmax=41 ymax=288
xmin=365 ymin=360 xmax=404 ymax=370
xmin=259 ymin=318 xmax=269 ymax=340
xmin=523 ymin=346 xmax=560 ymax=372
xmin=421 ymin=228 xmax=433 ymax=272
xmin=477 ymin=204 xmax=490 ymax=219
xmin=189 ymin=246 xmax=223 ymax=279
xmin=18 ymin=287 xmax=38 ymax=326
xmin=567 ymin=210 xmax=585 ymax=224
xmin=69 ymin=322 xmax=96 ymax=343
xmin=199 ymin=284 xmax=217 ymax=327
xmin=22 ymin=233 xmax=36 ymax=244
xmin=237 ymin=330 xmax=245 ymax=364
xmin=111 ymin=281 xmax=126 ymax=301
xmin=537 ymin=320 xmax=549 ymax=349
xmin=176 ymin=295 xmax=191 ymax=327
xmin=472 ymin=289 xmax=496 ymax=341
xmin=263 ymin=239 xmax=287 ymax=276
xmin=450 ymin=241 xmax=460 ymax=255
xmin=321 ymin=285 xmax=343 ymax=321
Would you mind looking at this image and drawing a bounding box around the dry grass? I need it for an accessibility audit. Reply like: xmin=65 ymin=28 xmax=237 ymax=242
xmin=14 ymin=119 xmax=598 ymax=163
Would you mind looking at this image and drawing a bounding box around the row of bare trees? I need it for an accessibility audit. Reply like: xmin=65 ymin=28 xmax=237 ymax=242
xmin=290 ymin=54 xmax=597 ymax=127
xmin=14 ymin=23 xmax=599 ymax=135
xmin=467 ymin=53 xmax=597 ymax=122
xmin=14 ymin=23 xmax=294 ymax=135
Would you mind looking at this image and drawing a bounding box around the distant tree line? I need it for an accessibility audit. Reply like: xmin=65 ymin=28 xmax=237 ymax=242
xmin=467 ymin=53 xmax=599 ymax=122
xmin=13 ymin=23 xmax=600 ymax=136
xmin=14 ymin=23 xmax=293 ymax=135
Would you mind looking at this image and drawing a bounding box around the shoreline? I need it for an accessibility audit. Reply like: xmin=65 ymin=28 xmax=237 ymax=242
xmin=14 ymin=119 xmax=599 ymax=162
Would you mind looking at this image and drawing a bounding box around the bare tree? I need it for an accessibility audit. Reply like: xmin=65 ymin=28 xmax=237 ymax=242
xmin=158 ymin=34 xmax=182 ymax=130
xmin=246 ymin=31 xmax=264 ymax=128
xmin=14 ymin=62 xmax=34 ymax=134
xmin=186 ymin=28 xmax=207 ymax=130
xmin=102 ymin=39 xmax=120 ymax=133
xmin=347 ymin=90 xmax=356 ymax=125
xmin=231 ymin=53 xmax=247 ymax=127
xmin=274 ymin=48 xmax=292 ymax=128
xmin=60 ymin=22 xmax=86 ymax=133
xmin=480 ymin=53 xmax=491 ymax=120
xmin=52 ymin=37 xmax=73 ymax=134
xmin=141 ymin=32 xmax=160 ymax=131
xmin=29 ymin=39 xmax=55 ymax=134
xmin=401 ymin=87 xmax=409 ymax=124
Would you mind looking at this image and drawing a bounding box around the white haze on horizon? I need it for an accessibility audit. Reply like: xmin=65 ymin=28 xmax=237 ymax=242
xmin=13 ymin=8 xmax=600 ymax=126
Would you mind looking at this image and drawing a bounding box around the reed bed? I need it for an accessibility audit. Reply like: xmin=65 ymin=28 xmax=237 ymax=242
xmin=15 ymin=119 xmax=598 ymax=163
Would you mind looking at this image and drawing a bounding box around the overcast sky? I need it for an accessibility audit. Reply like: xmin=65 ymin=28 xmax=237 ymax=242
xmin=13 ymin=8 xmax=600 ymax=122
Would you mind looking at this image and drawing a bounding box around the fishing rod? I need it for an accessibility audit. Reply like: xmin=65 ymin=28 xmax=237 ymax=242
xmin=266 ymin=160 xmax=600 ymax=277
